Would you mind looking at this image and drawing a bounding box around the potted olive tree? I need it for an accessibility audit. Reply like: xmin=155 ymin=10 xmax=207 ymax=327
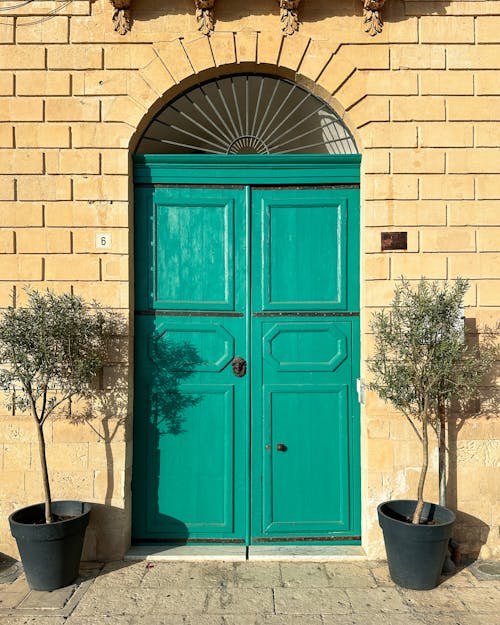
xmin=369 ymin=278 xmax=498 ymax=590
xmin=0 ymin=288 xmax=116 ymax=591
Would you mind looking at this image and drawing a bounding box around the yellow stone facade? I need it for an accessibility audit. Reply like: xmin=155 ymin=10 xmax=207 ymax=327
xmin=0 ymin=0 xmax=498 ymax=561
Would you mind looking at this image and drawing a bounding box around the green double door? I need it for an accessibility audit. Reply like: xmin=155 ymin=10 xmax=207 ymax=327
xmin=133 ymin=181 xmax=360 ymax=544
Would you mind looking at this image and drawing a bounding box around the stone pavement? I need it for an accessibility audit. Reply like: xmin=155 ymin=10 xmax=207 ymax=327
xmin=1 ymin=558 xmax=500 ymax=625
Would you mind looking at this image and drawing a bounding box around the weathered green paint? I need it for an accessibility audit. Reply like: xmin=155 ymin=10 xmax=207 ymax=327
xmin=133 ymin=187 xmax=248 ymax=540
xmin=250 ymin=189 xmax=359 ymax=541
xmin=133 ymin=156 xmax=360 ymax=544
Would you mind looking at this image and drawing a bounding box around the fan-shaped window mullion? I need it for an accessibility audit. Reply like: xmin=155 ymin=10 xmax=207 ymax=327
xmin=136 ymin=75 xmax=358 ymax=155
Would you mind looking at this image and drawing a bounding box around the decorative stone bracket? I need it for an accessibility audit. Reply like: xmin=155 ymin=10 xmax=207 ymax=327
xmin=109 ymin=0 xmax=388 ymax=37
xmin=195 ymin=0 xmax=216 ymax=35
xmin=109 ymin=0 xmax=131 ymax=36
xmin=362 ymin=0 xmax=387 ymax=36
xmin=279 ymin=1 xmax=302 ymax=36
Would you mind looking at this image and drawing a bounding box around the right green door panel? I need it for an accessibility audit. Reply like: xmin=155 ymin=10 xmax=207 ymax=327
xmin=250 ymin=188 xmax=359 ymax=541
xmin=133 ymin=182 xmax=360 ymax=544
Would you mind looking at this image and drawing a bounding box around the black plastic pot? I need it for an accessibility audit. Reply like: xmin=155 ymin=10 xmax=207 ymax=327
xmin=9 ymin=500 xmax=91 ymax=591
xmin=378 ymin=499 xmax=455 ymax=590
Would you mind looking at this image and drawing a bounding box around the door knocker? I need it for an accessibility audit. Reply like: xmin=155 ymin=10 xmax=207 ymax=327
xmin=231 ymin=356 xmax=247 ymax=377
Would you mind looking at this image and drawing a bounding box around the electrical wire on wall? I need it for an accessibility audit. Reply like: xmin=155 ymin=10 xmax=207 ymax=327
xmin=0 ymin=1 xmax=36 ymax=11
xmin=0 ymin=0 xmax=74 ymax=25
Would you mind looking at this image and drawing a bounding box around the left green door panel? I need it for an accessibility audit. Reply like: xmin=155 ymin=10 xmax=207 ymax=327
xmin=133 ymin=187 xmax=248 ymax=540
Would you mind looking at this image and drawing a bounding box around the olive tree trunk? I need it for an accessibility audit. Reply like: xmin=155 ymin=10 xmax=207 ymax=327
xmin=35 ymin=419 xmax=53 ymax=524
xmin=412 ymin=411 xmax=429 ymax=525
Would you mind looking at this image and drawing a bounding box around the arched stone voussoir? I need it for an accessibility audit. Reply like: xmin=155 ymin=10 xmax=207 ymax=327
xmin=155 ymin=39 xmax=196 ymax=85
xmin=103 ymin=95 xmax=147 ymax=129
xmin=209 ymin=31 xmax=237 ymax=67
xmin=257 ymin=31 xmax=284 ymax=66
xmin=138 ymin=56 xmax=176 ymax=98
xmin=127 ymin=73 xmax=164 ymax=111
xmin=316 ymin=52 xmax=357 ymax=98
xmin=235 ymin=31 xmax=258 ymax=64
xmin=277 ymin=33 xmax=311 ymax=72
xmin=182 ymin=35 xmax=216 ymax=74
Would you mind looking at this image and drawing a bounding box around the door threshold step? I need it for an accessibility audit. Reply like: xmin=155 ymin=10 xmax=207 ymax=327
xmin=125 ymin=545 xmax=247 ymax=561
xmin=125 ymin=544 xmax=366 ymax=562
xmin=248 ymin=545 xmax=366 ymax=561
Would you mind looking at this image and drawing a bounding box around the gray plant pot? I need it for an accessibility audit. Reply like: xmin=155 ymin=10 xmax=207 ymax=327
xmin=9 ymin=500 xmax=91 ymax=591
xmin=378 ymin=499 xmax=455 ymax=590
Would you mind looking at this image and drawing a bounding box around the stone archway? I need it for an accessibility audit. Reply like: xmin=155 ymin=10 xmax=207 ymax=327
xmin=119 ymin=35 xmax=367 ymax=155
xmin=130 ymin=58 xmax=362 ymax=546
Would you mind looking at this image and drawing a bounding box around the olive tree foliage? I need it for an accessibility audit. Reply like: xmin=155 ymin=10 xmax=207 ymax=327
xmin=368 ymin=278 xmax=499 ymax=525
xmin=0 ymin=289 xmax=117 ymax=523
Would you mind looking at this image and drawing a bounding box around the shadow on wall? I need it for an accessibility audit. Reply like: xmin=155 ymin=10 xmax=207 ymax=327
xmin=83 ymin=504 xmax=131 ymax=561
xmin=149 ymin=332 xmax=204 ymax=437
xmin=148 ymin=332 xmax=203 ymax=543
xmin=451 ymin=511 xmax=490 ymax=562
xmin=66 ymin=330 xmax=130 ymax=560
xmin=446 ymin=318 xmax=500 ymax=560
xmin=127 ymin=0 xmax=451 ymax=32
xmin=69 ymin=331 xmax=130 ymax=507
xmin=83 ymin=508 xmax=184 ymax=562
xmin=66 ymin=329 xmax=201 ymax=556
xmin=131 ymin=317 xmax=208 ymax=544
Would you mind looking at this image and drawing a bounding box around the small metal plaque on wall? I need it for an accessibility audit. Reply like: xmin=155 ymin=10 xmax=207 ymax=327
xmin=381 ymin=232 xmax=407 ymax=251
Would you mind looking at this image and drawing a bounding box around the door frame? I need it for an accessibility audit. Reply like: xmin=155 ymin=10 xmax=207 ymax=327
xmin=134 ymin=154 xmax=361 ymax=185
xmin=132 ymin=154 xmax=362 ymax=544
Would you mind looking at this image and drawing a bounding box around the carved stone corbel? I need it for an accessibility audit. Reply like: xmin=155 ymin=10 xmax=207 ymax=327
xmin=362 ymin=0 xmax=387 ymax=36
xmin=109 ymin=0 xmax=132 ymax=35
xmin=195 ymin=0 xmax=216 ymax=36
xmin=279 ymin=0 xmax=302 ymax=36
xmin=108 ymin=0 xmax=387 ymax=40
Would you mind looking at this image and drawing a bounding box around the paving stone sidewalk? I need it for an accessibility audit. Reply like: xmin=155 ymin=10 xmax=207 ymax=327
xmin=1 ymin=559 xmax=500 ymax=625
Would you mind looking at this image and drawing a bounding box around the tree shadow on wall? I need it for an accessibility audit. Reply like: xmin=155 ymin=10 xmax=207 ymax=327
xmin=68 ymin=328 xmax=204 ymax=551
xmin=149 ymin=332 xmax=204 ymax=542
xmin=69 ymin=330 xmax=204 ymax=496
xmin=445 ymin=319 xmax=500 ymax=561
xmin=67 ymin=330 xmax=129 ymax=507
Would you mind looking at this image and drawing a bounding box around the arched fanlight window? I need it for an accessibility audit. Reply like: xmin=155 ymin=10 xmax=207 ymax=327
xmin=135 ymin=74 xmax=358 ymax=155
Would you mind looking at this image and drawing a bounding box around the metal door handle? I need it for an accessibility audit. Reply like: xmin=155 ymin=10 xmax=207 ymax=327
xmin=276 ymin=443 xmax=287 ymax=452
xmin=231 ymin=356 xmax=247 ymax=377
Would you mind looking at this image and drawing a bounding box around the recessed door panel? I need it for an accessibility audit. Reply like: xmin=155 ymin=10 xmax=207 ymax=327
xmin=155 ymin=202 xmax=232 ymax=307
xmin=253 ymin=190 xmax=348 ymax=311
xmin=151 ymin=189 xmax=242 ymax=311
xmin=149 ymin=323 xmax=235 ymax=373
xmin=153 ymin=385 xmax=235 ymax=534
xmin=262 ymin=385 xmax=350 ymax=534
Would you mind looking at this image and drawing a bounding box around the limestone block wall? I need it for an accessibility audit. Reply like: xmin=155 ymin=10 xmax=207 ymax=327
xmin=0 ymin=0 xmax=498 ymax=561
